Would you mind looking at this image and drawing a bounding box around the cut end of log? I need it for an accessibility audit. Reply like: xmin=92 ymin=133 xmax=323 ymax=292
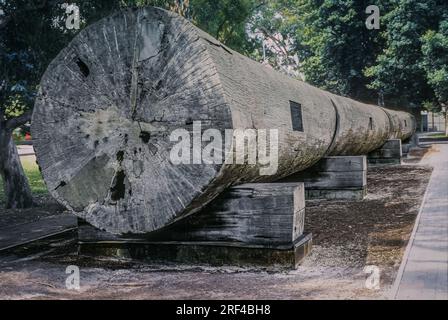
xmin=31 ymin=7 xmax=232 ymax=234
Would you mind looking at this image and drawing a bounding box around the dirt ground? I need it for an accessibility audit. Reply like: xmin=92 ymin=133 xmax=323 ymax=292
xmin=0 ymin=150 xmax=433 ymax=300
xmin=0 ymin=195 xmax=66 ymax=228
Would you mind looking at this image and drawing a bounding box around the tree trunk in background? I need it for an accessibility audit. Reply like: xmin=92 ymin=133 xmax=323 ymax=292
xmin=445 ymin=111 xmax=448 ymax=136
xmin=0 ymin=124 xmax=33 ymax=209
xmin=378 ymin=91 xmax=385 ymax=108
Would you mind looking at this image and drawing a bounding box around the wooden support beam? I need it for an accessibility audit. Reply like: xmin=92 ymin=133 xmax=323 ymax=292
xmin=278 ymin=156 xmax=367 ymax=200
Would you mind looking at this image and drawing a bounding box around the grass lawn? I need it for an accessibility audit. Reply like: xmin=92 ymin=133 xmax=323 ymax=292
xmin=428 ymin=134 xmax=448 ymax=139
xmin=0 ymin=155 xmax=48 ymax=202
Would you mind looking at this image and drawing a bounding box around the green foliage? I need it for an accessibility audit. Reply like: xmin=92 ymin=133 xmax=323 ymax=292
xmin=0 ymin=156 xmax=47 ymax=202
xmin=0 ymin=0 xmax=258 ymax=124
xmin=252 ymin=0 xmax=447 ymax=108
xmin=421 ymin=17 xmax=448 ymax=105
xmin=21 ymin=156 xmax=47 ymax=195
xmin=0 ymin=0 xmax=124 ymax=121
xmin=365 ymin=0 xmax=444 ymax=107
xmin=306 ymin=0 xmax=390 ymax=101
xmin=252 ymin=0 xmax=388 ymax=102
xmin=190 ymin=0 xmax=261 ymax=54
xmin=2 ymin=0 xmax=447 ymax=118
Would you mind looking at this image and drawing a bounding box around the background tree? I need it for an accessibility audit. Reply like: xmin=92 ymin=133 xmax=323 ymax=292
xmin=0 ymin=0 xmax=147 ymax=209
xmin=295 ymin=0 xmax=392 ymax=102
xmin=248 ymin=0 xmax=390 ymax=103
xmin=3 ymin=0 xmax=447 ymax=210
xmin=364 ymin=0 xmax=442 ymax=111
xmin=250 ymin=1 xmax=446 ymax=118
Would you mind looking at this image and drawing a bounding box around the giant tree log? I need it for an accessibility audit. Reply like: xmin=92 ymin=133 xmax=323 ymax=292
xmin=31 ymin=7 xmax=415 ymax=235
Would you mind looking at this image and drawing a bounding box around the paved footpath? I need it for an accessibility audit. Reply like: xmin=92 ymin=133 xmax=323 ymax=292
xmin=393 ymin=143 xmax=448 ymax=300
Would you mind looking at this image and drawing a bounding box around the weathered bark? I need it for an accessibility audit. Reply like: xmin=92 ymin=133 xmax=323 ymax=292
xmin=0 ymin=120 xmax=34 ymax=209
xmin=32 ymin=7 xmax=416 ymax=235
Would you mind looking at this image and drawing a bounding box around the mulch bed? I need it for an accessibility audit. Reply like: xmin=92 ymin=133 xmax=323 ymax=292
xmin=0 ymin=195 xmax=66 ymax=229
xmin=305 ymin=164 xmax=432 ymax=285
